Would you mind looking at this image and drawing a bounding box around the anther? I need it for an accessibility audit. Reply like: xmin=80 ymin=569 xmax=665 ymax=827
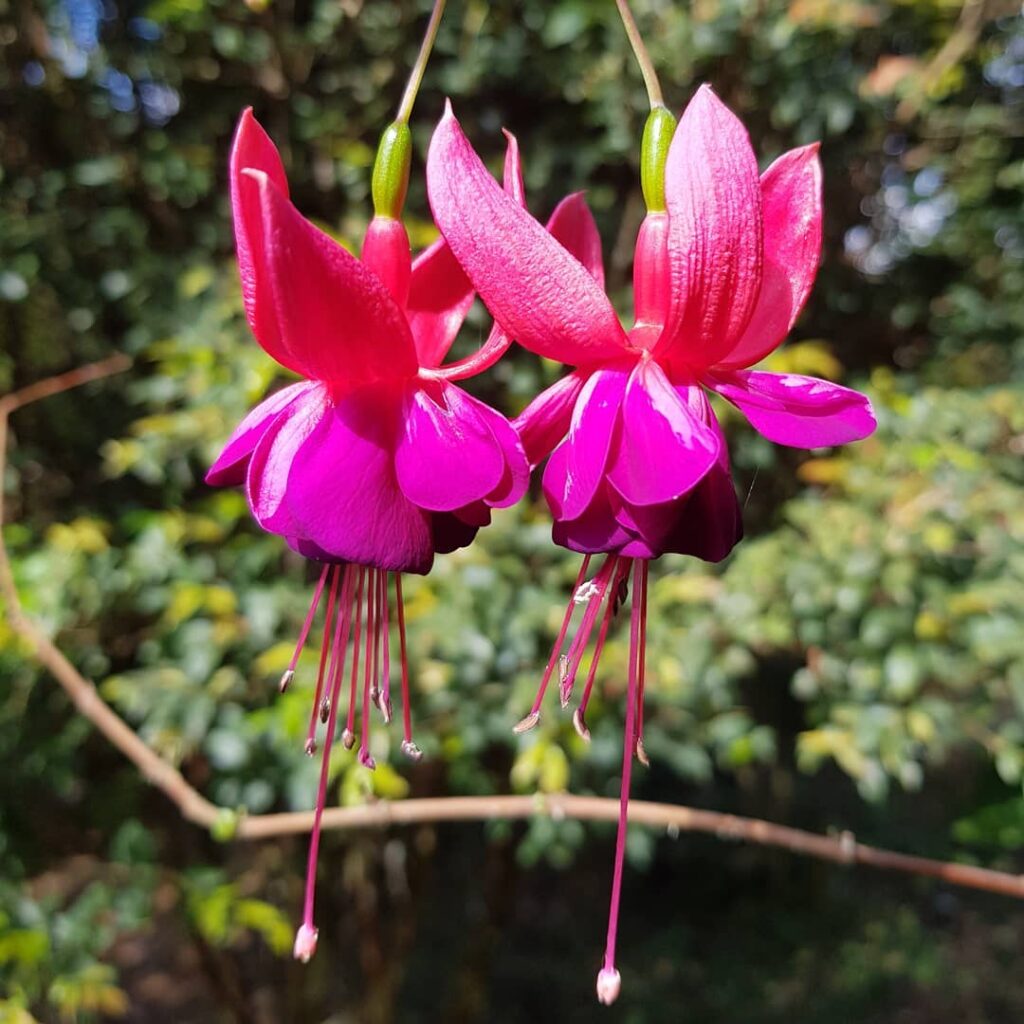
xmin=341 ymin=729 xmax=355 ymax=750
xmin=279 ymin=669 xmax=294 ymax=694
xmin=401 ymin=739 xmax=422 ymax=761
xmin=304 ymin=738 xmax=317 ymax=757
xmin=319 ymin=698 xmax=330 ymax=724
xmin=574 ymin=580 xmax=600 ymax=604
xmin=635 ymin=738 xmax=650 ymax=767
xmin=513 ymin=710 xmax=541 ymax=734
xmin=358 ymin=750 xmax=377 ymax=771
xmin=573 ymin=707 xmax=591 ymax=742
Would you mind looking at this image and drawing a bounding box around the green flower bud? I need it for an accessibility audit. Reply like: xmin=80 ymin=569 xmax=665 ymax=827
xmin=640 ymin=105 xmax=677 ymax=213
xmin=372 ymin=121 xmax=413 ymax=220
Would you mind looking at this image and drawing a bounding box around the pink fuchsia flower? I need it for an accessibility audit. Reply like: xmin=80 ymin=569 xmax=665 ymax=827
xmin=427 ymin=87 xmax=876 ymax=1001
xmin=206 ymin=109 xmax=533 ymax=961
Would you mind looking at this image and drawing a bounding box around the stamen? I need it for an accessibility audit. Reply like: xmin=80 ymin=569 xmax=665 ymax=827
xmin=304 ymin=566 xmax=343 ymax=755
xmin=369 ymin=568 xmax=381 ymax=710
xmin=295 ymin=565 xmax=357 ymax=961
xmin=394 ymin=575 xmax=422 ymax=761
xmin=280 ymin=564 xmax=330 ymax=692
xmin=574 ymin=560 xmax=629 ymax=742
xmin=343 ymin=568 xmax=365 ymax=751
xmin=358 ymin=570 xmax=378 ymax=770
xmin=634 ymin=561 xmax=649 ymax=767
xmin=560 ymin=556 xmax=618 ymax=706
xmin=515 ymin=555 xmax=592 ymax=731
xmin=596 ymin=559 xmax=645 ymax=1005
xmin=379 ymin=571 xmax=393 ymax=723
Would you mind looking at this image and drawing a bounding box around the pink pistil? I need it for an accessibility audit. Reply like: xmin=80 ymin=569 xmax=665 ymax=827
xmin=296 ymin=565 xmax=358 ymax=960
xmin=514 ymin=555 xmax=592 ymax=733
xmin=343 ymin=568 xmax=365 ymax=750
xmin=281 ymin=563 xmax=330 ymax=693
xmin=394 ymin=575 xmax=421 ymax=761
xmin=596 ymin=559 xmax=645 ymax=1005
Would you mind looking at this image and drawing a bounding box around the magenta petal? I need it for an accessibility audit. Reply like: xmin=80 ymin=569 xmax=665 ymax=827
xmin=427 ymin=106 xmax=628 ymax=365
xmin=431 ymin=511 xmax=481 ymax=555
xmin=407 ymin=236 xmax=476 ymax=368
xmin=545 ymin=193 xmax=605 ymax=288
xmin=246 ymin=385 xmax=330 ymax=538
xmin=242 ymin=170 xmax=418 ymax=384
xmin=513 ymin=371 xmax=586 ymax=468
xmin=207 ymin=381 xmax=312 ymax=487
xmin=462 ymin=393 xmax=529 ymax=508
xmin=607 ymin=362 xmax=719 ymax=506
xmin=719 ymin=145 xmax=823 ymax=369
xmin=657 ymin=85 xmax=763 ymax=367
xmin=394 ymin=382 xmax=508 ymax=512
xmin=708 ymin=370 xmax=877 ymax=448
xmin=543 ymin=367 xmax=628 ymax=521
xmin=552 ymin=485 xmax=633 ymax=555
xmin=284 ymin=386 xmax=433 ymax=573
xmin=664 ymin=401 xmax=743 ymax=562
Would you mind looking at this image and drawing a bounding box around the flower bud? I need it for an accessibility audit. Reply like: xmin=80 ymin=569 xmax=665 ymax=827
xmin=372 ymin=121 xmax=413 ymax=220
xmin=640 ymin=105 xmax=676 ymax=213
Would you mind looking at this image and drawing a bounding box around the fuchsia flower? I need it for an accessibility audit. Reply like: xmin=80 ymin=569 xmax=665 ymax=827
xmin=206 ymin=109 xmax=534 ymax=960
xmin=427 ymin=86 xmax=876 ymax=1002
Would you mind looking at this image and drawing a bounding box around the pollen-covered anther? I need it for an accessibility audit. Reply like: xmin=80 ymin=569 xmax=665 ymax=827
xmin=293 ymin=923 xmax=319 ymax=963
xmin=596 ymin=967 xmax=621 ymax=1006
xmin=573 ymin=707 xmax=591 ymax=742
xmin=635 ymin=738 xmax=650 ymax=767
xmin=574 ymin=580 xmax=600 ymax=605
xmin=401 ymin=739 xmax=423 ymax=761
xmin=341 ymin=728 xmax=355 ymax=750
xmin=513 ymin=710 xmax=541 ymax=734
xmin=279 ymin=669 xmax=294 ymax=693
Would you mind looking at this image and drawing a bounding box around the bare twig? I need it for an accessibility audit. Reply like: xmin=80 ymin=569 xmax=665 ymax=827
xmin=4 ymin=361 xmax=1024 ymax=905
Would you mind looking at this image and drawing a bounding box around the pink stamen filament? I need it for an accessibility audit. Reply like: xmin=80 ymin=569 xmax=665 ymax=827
xmin=358 ymin=570 xmax=378 ymax=769
xmin=394 ymin=575 xmax=421 ymax=759
xmin=634 ymin=561 xmax=649 ymax=764
xmin=515 ymin=555 xmax=592 ymax=731
xmin=559 ymin=554 xmax=618 ymax=706
xmin=282 ymin=563 xmax=330 ymax=689
xmin=299 ymin=564 xmax=358 ymax=946
xmin=343 ymin=568 xmax=365 ymax=748
xmin=575 ymin=559 xmax=631 ymax=739
xmin=379 ymin=571 xmax=392 ymax=723
xmin=304 ymin=566 xmax=342 ymax=754
xmin=598 ymin=559 xmax=645 ymax=1004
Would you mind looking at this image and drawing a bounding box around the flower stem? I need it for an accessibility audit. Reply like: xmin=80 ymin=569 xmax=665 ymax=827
xmin=395 ymin=0 xmax=447 ymax=125
xmin=614 ymin=0 xmax=665 ymax=110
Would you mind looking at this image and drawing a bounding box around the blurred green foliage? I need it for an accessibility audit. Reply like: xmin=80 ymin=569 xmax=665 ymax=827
xmin=2 ymin=0 xmax=1024 ymax=1020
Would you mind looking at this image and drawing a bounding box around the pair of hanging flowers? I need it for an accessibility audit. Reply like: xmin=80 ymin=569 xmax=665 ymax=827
xmin=205 ymin=0 xmax=875 ymax=1004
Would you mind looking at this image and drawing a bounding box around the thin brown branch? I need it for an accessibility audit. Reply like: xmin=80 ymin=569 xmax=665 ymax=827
xmin=4 ymin=362 xmax=1024 ymax=906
